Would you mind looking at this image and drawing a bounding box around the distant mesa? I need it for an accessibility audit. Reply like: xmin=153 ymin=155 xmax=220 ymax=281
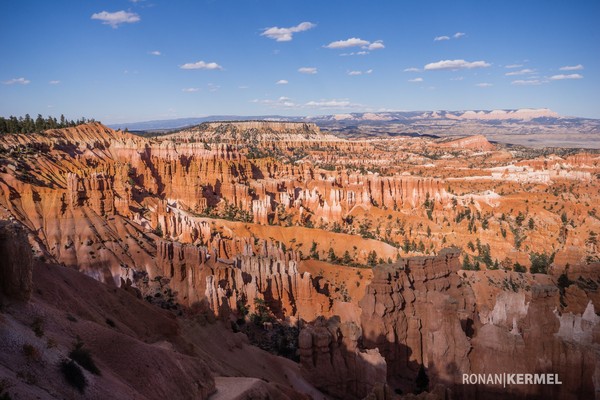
xmin=330 ymin=108 xmax=560 ymax=122
xmin=109 ymin=108 xmax=565 ymax=131
xmin=444 ymin=108 xmax=560 ymax=121
xmin=168 ymin=120 xmax=339 ymax=143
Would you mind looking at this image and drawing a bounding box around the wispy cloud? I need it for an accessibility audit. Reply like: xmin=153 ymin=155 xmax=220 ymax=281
xmin=550 ymin=74 xmax=583 ymax=80
xmin=261 ymin=22 xmax=316 ymax=42
xmin=49 ymin=80 xmax=60 ymax=85
xmin=253 ymin=96 xmax=297 ymax=108
xmin=324 ymin=38 xmax=384 ymax=51
xmin=348 ymin=69 xmax=373 ymax=76
xmin=340 ymin=51 xmax=369 ymax=56
xmin=559 ymin=64 xmax=583 ymax=71
xmin=505 ymin=64 xmax=523 ymax=69
xmin=182 ymin=88 xmax=200 ymax=92
xmin=253 ymin=97 xmax=362 ymax=110
xmin=511 ymin=79 xmax=544 ymax=85
xmin=2 ymin=77 xmax=30 ymax=85
xmin=435 ymin=32 xmax=465 ymax=41
xmin=276 ymin=79 xmax=288 ymax=84
xmin=91 ymin=10 xmax=140 ymax=28
xmin=305 ymin=99 xmax=360 ymax=109
xmin=404 ymin=67 xmax=420 ymax=72
xmin=476 ymin=83 xmax=493 ymax=87
xmin=424 ymin=59 xmax=490 ymax=70
xmin=149 ymin=50 xmax=161 ymax=56
xmin=298 ymin=67 xmax=317 ymax=74
xmin=408 ymin=77 xmax=423 ymax=82
xmin=505 ymin=68 xmax=536 ymax=76
xmin=208 ymin=83 xmax=219 ymax=92
xmin=180 ymin=61 xmax=223 ymax=70
xmin=450 ymin=76 xmax=464 ymax=81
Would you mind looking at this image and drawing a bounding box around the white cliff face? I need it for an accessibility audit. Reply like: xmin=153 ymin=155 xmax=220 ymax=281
xmin=555 ymin=301 xmax=600 ymax=344
xmin=479 ymin=291 xmax=530 ymax=327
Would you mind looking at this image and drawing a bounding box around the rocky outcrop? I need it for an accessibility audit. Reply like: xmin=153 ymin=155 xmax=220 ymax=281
xmin=156 ymin=239 xmax=329 ymax=320
xmin=170 ymin=121 xmax=340 ymax=144
xmin=438 ymin=135 xmax=495 ymax=151
xmin=0 ymin=220 xmax=33 ymax=301
xmin=470 ymin=284 xmax=600 ymax=399
xmin=299 ymin=316 xmax=388 ymax=399
xmin=359 ymin=249 xmax=475 ymax=394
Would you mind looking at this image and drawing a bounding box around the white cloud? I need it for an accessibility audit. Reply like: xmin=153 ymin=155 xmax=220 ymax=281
xmin=505 ymin=64 xmax=523 ymax=69
xmin=550 ymin=74 xmax=583 ymax=80
xmin=348 ymin=69 xmax=373 ymax=76
xmin=367 ymin=40 xmax=385 ymax=50
xmin=91 ymin=10 xmax=140 ymax=28
xmin=2 ymin=77 xmax=30 ymax=85
xmin=424 ymin=59 xmax=491 ymax=70
xmin=276 ymin=79 xmax=288 ymax=84
xmin=149 ymin=50 xmax=161 ymax=56
xmin=450 ymin=76 xmax=464 ymax=81
xmin=49 ymin=80 xmax=60 ymax=85
xmin=511 ymin=79 xmax=544 ymax=85
xmin=408 ymin=77 xmax=423 ymax=82
xmin=454 ymin=32 xmax=466 ymax=38
xmin=298 ymin=67 xmax=317 ymax=74
xmin=261 ymin=22 xmax=315 ymax=42
xmin=238 ymin=85 xmax=249 ymax=89
xmin=404 ymin=67 xmax=420 ymax=72
xmin=559 ymin=64 xmax=583 ymax=71
xmin=505 ymin=68 xmax=536 ymax=76
xmin=182 ymin=88 xmax=200 ymax=92
xmin=180 ymin=61 xmax=223 ymax=70
xmin=325 ymin=37 xmax=370 ymax=48
xmin=434 ymin=36 xmax=450 ymax=41
xmin=476 ymin=83 xmax=493 ymax=87
xmin=324 ymin=38 xmax=384 ymax=51
xmin=208 ymin=83 xmax=219 ymax=92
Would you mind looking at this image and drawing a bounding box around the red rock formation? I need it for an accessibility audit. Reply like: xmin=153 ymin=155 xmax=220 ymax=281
xmin=438 ymin=135 xmax=495 ymax=151
xmin=156 ymin=238 xmax=330 ymax=320
xmin=359 ymin=248 xmax=475 ymax=394
xmin=0 ymin=220 xmax=33 ymax=301
xmin=299 ymin=316 xmax=388 ymax=399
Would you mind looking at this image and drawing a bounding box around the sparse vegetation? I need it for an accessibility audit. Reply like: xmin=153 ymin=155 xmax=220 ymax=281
xmin=60 ymin=359 xmax=87 ymax=393
xmin=69 ymin=338 xmax=100 ymax=375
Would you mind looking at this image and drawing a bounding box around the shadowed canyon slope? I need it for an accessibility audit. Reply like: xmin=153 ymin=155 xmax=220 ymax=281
xmin=1 ymin=121 xmax=599 ymax=399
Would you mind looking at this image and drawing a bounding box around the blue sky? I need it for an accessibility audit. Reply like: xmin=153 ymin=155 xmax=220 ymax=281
xmin=1 ymin=0 xmax=599 ymax=123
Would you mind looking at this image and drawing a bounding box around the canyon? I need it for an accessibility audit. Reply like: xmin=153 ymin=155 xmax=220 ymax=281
xmin=0 ymin=120 xmax=599 ymax=399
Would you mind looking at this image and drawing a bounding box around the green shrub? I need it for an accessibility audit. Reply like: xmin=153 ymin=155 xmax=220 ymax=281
xmin=60 ymin=359 xmax=87 ymax=393
xmin=69 ymin=341 xmax=100 ymax=375
xmin=514 ymin=262 xmax=527 ymax=273
xmin=31 ymin=317 xmax=44 ymax=337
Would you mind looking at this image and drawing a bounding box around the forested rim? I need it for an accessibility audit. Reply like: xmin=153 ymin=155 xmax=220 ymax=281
xmin=0 ymin=114 xmax=97 ymax=134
